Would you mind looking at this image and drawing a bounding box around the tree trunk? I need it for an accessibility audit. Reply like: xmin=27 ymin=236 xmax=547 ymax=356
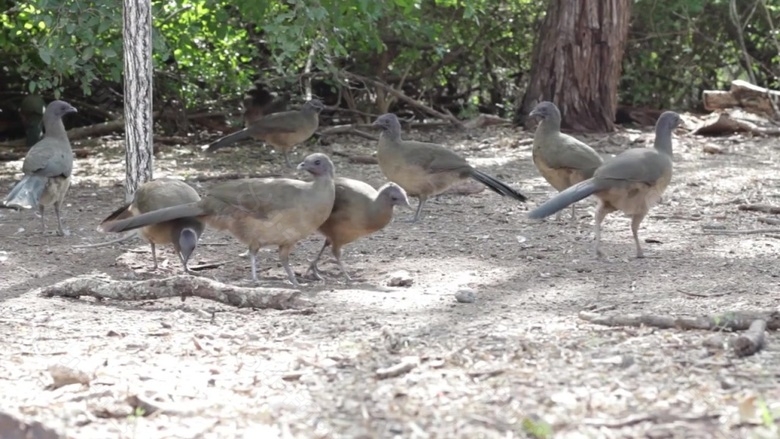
xmin=122 ymin=0 xmax=154 ymax=202
xmin=517 ymin=0 xmax=631 ymax=132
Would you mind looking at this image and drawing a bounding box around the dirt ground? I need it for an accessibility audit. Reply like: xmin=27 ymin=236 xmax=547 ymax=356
xmin=0 ymin=120 xmax=778 ymax=439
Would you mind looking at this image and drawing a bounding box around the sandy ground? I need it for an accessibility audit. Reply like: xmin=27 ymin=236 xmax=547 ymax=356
xmin=0 ymin=121 xmax=778 ymax=439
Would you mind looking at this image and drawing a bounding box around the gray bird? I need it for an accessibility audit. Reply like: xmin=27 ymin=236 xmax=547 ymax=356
xmin=528 ymin=111 xmax=682 ymax=258
xmin=2 ymin=100 xmax=77 ymax=236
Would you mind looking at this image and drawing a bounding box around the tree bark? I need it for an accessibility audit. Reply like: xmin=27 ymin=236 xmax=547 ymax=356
xmin=122 ymin=0 xmax=154 ymax=202
xmin=517 ymin=0 xmax=631 ymax=132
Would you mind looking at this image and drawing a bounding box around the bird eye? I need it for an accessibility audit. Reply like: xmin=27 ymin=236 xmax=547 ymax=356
xmin=314 ymin=159 xmax=321 ymax=165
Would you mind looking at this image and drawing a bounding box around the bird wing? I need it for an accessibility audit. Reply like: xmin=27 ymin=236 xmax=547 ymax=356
xmin=21 ymin=138 xmax=72 ymax=178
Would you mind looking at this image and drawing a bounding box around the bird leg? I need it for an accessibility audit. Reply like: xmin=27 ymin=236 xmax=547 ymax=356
xmin=305 ymin=241 xmax=330 ymax=280
xmin=570 ymin=204 xmax=577 ymax=222
xmin=631 ymin=213 xmax=647 ymax=258
xmin=283 ymin=150 xmax=294 ymax=169
xmin=249 ymin=249 xmax=260 ymax=282
xmin=593 ymin=203 xmax=612 ymax=258
xmin=38 ymin=205 xmax=46 ymax=233
xmin=406 ymin=196 xmax=427 ymax=223
xmin=54 ymin=200 xmax=68 ymax=236
xmin=150 ymin=242 xmax=158 ymax=270
xmin=331 ymin=245 xmax=352 ymax=281
xmin=177 ymin=251 xmax=192 ymax=274
xmin=278 ymin=244 xmax=301 ymax=287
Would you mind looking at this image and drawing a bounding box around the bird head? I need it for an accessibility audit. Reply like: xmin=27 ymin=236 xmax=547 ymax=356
xmin=177 ymin=227 xmax=199 ymax=270
xmin=528 ymin=101 xmax=559 ymax=120
xmin=379 ymin=182 xmax=412 ymax=209
xmin=656 ymin=111 xmax=682 ymax=132
xmin=372 ymin=113 xmax=401 ymax=131
xmin=297 ymin=153 xmax=334 ymax=178
xmin=46 ymin=100 xmax=78 ymax=118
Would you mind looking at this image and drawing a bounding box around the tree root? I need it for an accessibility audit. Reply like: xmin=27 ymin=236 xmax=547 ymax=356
xmin=39 ymin=275 xmax=307 ymax=309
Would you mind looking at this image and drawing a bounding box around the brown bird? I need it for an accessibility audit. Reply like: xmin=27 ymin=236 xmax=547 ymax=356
xmin=99 ymin=178 xmax=204 ymax=273
xmin=529 ymin=101 xmax=603 ymax=221
xmin=100 ymin=153 xmax=336 ymax=286
xmin=306 ymin=178 xmax=411 ymax=281
xmin=2 ymin=100 xmax=77 ymax=236
xmin=528 ymin=111 xmax=682 ymax=258
xmin=204 ymin=99 xmax=325 ymax=168
xmin=372 ymin=113 xmax=528 ymax=222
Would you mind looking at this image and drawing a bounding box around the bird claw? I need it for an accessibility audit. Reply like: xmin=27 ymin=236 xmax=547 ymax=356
xmin=304 ymin=265 xmax=325 ymax=281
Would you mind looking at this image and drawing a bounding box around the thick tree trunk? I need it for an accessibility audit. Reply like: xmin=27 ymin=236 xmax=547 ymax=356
xmin=122 ymin=0 xmax=154 ymax=202
xmin=517 ymin=0 xmax=631 ymax=132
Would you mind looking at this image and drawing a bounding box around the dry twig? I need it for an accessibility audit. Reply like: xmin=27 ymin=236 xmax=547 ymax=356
xmin=579 ymin=310 xmax=780 ymax=331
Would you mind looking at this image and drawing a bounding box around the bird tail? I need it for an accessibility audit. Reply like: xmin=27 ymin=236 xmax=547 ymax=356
xmin=2 ymin=175 xmax=47 ymax=209
xmin=204 ymin=129 xmax=251 ymax=153
xmin=470 ymin=169 xmax=528 ymax=202
xmin=99 ymin=203 xmax=205 ymax=233
xmin=528 ymin=179 xmax=599 ymax=219
xmin=99 ymin=203 xmax=134 ymax=226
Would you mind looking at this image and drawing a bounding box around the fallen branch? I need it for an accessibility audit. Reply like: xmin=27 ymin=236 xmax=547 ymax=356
xmin=0 ymin=148 xmax=91 ymax=162
xmin=186 ymin=172 xmax=283 ymax=183
xmin=72 ymin=232 xmax=138 ymax=249
xmin=39 ymin=275 xmax=307 ymax=309
xmin=318 ymin=124 xmax=378 ymax=141
xmin=697 ymin=228 xmax=780 ymax=236
xmin=331 ymin=150 xmax=378 ymax=164
xmin=738 ymin=203 xmax=780 ymax=214
xmin=578 ymin=310 xmax=780 ymax=331
xmin=340 ymin=71 xmax=465 ymax=128
xmin=730 ymin=319 xmax=766 ymax=357
xmin=758 ymin=217 xmax=780 ymax=226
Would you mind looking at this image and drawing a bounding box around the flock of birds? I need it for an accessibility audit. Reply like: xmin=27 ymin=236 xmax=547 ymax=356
xmin=0 ymin=98 xmax=682 ymax=287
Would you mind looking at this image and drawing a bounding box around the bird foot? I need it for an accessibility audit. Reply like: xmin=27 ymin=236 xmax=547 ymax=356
xmin=304 ymin=265 xmax=325 ymax=281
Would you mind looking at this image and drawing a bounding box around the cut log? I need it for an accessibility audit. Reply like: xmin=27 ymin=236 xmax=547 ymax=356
xmin=702 ymin=80 xmax=780 ymax=118
xmin=692 ymin=109 xmax=780 ymax=137
xmin=730 ymin=319 xmax=766 ymax=357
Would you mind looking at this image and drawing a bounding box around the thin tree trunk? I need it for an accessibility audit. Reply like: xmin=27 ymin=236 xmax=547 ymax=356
xmin=517 ymin=0 xmax=631 ymax=132
xmin=122 ymin=0 xmax=154 ymax=202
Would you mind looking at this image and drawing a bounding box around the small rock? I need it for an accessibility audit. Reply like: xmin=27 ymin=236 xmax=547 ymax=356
xmin=455 ymin=288 xmax=476 ymax=303
xmin=386 ymin=270 xmax=413 ymax=287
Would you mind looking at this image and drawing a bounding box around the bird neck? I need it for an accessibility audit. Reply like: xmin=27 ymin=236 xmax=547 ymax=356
xmin=537 ymin=117 xmax=562 ymax=135
xmin=43 ymin=117 xmax=69 ymax=141
xmin=367 ymin=199 xmax=393 ymax=228
xmin=654 ymin=125 xmax=674 ymax=156
xmin=380 ymin=128 xmax=402 ymax=143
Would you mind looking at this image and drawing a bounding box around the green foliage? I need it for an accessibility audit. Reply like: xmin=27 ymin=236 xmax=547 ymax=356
xmin=0 ymin=0 xmax=776 ymax=115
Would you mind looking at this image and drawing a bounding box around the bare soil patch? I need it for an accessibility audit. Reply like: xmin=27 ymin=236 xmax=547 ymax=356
xmin=1 ymin=123 xmax=778 ymax=438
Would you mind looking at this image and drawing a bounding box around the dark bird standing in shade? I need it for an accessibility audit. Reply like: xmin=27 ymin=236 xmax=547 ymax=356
xmin=204 ymin=99 xmax=324 ymax=168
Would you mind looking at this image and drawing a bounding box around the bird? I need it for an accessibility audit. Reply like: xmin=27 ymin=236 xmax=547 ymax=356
xmin=242 ymin=82 xmax=289 ymax=125
xmin=99 ymin=178 xmax=204 ymax=273
xmin=529 ymin=101 xmax=603 ymax=221
xmin=19 ymin=94 xmax=46 ymax=147
xmin=204 ymin=99 xmax=325 ymax=168
xmin=306 ymin=178 xmax=411 ymax=281
xmin=2 ymin=100 xmax=77 ymax=236
xmin=372 ymin=113 xmax=528 ymax=222
xmin=100 ymin=153 xmax=337 ymax=287
xmin=528 ymin=111 xmax=682 ymax=258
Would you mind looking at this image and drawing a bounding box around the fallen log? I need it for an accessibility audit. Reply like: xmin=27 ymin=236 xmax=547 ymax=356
xmin=578 ymin=309 xmax=780 ymax=331
xmin=702 ymin=79 xmax=780 ymax=118
xmin=692 ymin=109 xmax=780 ymax=136
xmin=730 ymin=319 xmax=766 ymax=357
xmin=39 ymin=275 xmax=308 ymax=309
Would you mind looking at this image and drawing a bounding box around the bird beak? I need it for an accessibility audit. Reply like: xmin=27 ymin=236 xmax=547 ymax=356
xmin=371 ymin=120 xmax=383 ymax=129
xmin=65 ymin=106 xmax=78 ymax=114
xmin=296 ymin=161 xmax=307 ymax=170
xmin=529 ymin=109 xmax=540 ymax=118
xmin=402 ymin=198 xmax=412 ymax=209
